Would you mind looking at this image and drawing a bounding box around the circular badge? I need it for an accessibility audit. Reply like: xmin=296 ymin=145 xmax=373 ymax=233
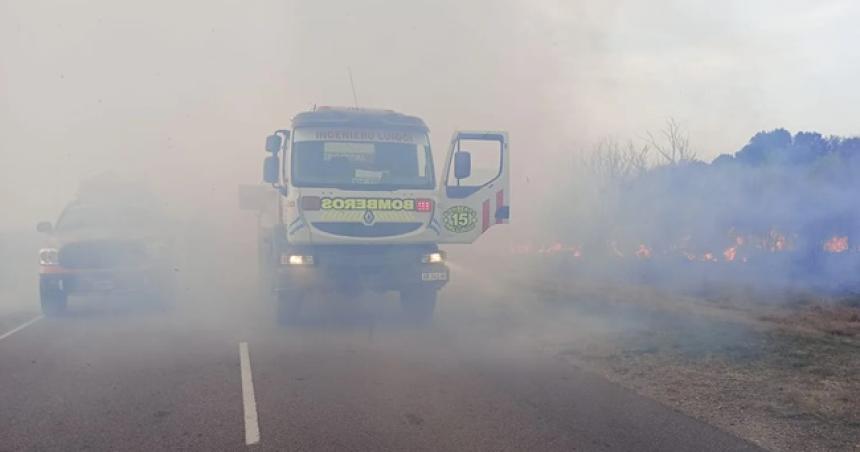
xmin=442 ymin=206 xmax=477 ymax=233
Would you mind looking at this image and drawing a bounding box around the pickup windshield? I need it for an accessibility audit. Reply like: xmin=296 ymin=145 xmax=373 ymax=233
xmin=291 ymin=129 xmax=434 ymax=190
xmin=55 ymin=204 xmax=166 ymax=232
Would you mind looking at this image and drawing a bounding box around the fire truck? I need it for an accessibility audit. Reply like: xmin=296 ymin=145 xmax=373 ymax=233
xmin=240 ymin=107 xmax=510 ymax=324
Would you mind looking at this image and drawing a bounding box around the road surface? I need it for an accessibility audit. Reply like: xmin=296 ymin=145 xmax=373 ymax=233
xmin=0 ymin=286 xmax=762 ymax=451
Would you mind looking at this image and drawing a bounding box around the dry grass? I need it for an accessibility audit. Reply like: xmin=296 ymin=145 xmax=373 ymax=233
xmin=510 ymin=274 xmax=860 ymax=452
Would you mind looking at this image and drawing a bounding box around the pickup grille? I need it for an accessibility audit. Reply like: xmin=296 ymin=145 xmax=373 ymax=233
xmin=58 ymin=240 xmax=147 ymax=269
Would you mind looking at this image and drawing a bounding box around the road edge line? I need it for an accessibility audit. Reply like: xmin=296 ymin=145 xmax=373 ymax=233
xmin=239 ymin=341 xmax=261 ymax=445
xmin=0 ymin=315 xmax=44 ymax=342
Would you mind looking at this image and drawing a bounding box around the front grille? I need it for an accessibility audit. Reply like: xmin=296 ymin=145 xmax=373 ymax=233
xmin=308 ymin=245 xmax=431 ymax=267
xmin=311 ymin=222 xmax=422 ymax=237
xmin=58 ymin=240 xmax=147 ymax=269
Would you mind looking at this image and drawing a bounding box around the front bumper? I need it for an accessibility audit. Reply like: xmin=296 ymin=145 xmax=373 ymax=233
xmin=274 ymin=246 xmax=449 ymax=294
xmin=39 ymin=267 xmax=159 ymax=295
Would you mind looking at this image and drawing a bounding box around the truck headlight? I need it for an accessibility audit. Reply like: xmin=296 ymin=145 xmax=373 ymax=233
xmin=39 ymin=248 xmax=59 ymax=266
xmin=281 ymin=254 xmax=315 ymax=266
xmin=421 ymin=252 xmax=445 ymax=264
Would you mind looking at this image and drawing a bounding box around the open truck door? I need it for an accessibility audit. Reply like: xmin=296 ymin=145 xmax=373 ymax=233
xmin=436 ymin=131 xmax=509 ymax=244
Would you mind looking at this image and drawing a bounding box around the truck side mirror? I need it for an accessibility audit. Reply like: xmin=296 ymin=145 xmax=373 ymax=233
xmin=454 ymin=151 xmax=471 ymax=180
xmin=263 ymin=155 xmax=280 ymax=183
xmin=36 ymin=221 xmax=53 ymax=233
xmin=265 ymin=134 xmax=282 ymax=154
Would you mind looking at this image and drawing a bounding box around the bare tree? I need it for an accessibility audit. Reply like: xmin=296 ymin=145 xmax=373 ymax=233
xmin=586 ymin=138 xmax=650 ymax=185
xmin=647 ymin=118 xmax=696 ymax=165
xmin=572 ymin=139 xmax=651 ymax=254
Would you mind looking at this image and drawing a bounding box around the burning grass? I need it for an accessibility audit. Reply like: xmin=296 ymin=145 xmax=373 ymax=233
xmin=516 ymin=231 xmax=855 ymax=263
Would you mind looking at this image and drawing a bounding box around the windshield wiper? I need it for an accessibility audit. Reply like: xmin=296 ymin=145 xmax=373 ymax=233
xmin=295 ymin=182 xmax=431 ymax=191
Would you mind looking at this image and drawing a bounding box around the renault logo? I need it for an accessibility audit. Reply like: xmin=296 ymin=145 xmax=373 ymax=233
xmin=362 ymin=210 xmax=376 ymax=226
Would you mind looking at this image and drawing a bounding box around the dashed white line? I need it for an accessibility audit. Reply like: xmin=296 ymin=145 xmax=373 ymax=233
xmin=239 ymin=341 xmax=260 ymax=445
xmin=0 ymin=315 xmax=44 ymax=342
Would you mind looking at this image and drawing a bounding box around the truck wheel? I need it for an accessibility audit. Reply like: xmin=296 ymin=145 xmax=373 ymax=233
xmin=277 ymin=291 xmax=304 ymax=326
xmin=39 ymin=278 xmax=68 ymax=316
xmin=399 ymin=288 xmax=437 ymax=325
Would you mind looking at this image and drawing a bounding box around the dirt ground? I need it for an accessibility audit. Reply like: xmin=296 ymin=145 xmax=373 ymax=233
xmin=522 ymin=279 xmax=860 ymax=452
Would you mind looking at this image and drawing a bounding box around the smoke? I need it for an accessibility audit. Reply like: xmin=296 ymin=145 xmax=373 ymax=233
xmin=527 ymin=128 xmax=860 ymax=294
xmin=2 ymin=0 xmax=860 ymax=310
xmin=3 ymin=9 xmax=860 ymax=452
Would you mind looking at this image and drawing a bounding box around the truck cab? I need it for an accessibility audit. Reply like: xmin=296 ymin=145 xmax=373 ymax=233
xmin=242 ymin=107 xmax=510 ymax=324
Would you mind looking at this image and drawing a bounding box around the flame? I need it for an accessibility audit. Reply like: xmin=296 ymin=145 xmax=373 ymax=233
xmin=542 ymin=242 xmax=564 ymax=254
xmin=517 ymin=231 xmax=854 ymax=261
xmin=823 ymin=236 xmax=849 ymax=253
xmin=768 ymin=229 xmax=787 ymax=252
xmin=635 ymin=244 xmax=652 ymax=259
xmin=530 ymin=242 xmax=583 ymax=257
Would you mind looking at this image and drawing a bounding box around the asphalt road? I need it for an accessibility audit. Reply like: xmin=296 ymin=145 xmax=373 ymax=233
xmin=0 ymin=285 xmax=763 ymax=451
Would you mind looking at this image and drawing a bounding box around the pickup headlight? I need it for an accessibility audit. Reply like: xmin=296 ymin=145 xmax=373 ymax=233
xmin=421 ymin=251 xmax=445 ymax=264
xmin=39 ymin=248 xmax=59 ymax=265
xmin=281 ymin=254 xmax=315 ymax=266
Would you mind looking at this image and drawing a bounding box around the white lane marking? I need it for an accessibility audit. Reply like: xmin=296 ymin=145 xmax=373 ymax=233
xmin=239 ymin=342 xmax=260 ymax=445
xmin=0 ymin=315 xmax=44 ymax=342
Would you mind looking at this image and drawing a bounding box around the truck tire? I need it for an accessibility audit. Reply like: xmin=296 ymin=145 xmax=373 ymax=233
xmin=277 ymin=291 xmax=304 ymax=326
xmin=399 ymin=288 xmax=437 ymax=325
xmin=39 ymin=278 xmax=68 ymax=316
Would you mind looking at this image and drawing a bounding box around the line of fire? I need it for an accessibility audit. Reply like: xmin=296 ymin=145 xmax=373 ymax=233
xmin=516 ymin=129 xmax=860 ymax=292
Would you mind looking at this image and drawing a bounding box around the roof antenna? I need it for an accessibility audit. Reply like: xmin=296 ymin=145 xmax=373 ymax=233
xmin=348 ymin=67 xmax=360 ymax=108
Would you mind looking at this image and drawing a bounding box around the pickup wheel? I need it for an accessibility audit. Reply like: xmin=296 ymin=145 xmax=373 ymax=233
xmin=39 ymin=278 xmax=68 ymax=316
xmin=277 ymin=291 xmax=304 ymax=326
xmin=399 ymin=287 xmax=437 ymax=325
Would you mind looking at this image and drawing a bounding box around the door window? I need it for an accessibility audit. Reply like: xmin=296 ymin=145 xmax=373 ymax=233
xmin=446 ymin=138 xmax=503 ymax=198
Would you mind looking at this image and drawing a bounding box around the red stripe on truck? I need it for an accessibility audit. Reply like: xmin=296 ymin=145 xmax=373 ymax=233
xmin=482 ymin=199 xmax=490 ymax=232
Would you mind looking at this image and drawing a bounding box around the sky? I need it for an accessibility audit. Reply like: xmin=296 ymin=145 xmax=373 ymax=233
xmin=1 ymin=0 xmax=859 ymax=226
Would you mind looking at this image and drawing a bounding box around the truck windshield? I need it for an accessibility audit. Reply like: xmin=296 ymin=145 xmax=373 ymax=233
xmin=291 ymin=129 xmax=434 ymax=190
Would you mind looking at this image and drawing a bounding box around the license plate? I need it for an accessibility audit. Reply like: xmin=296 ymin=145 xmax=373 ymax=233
xmin=421 ymin=272 xmax=447 ymax=281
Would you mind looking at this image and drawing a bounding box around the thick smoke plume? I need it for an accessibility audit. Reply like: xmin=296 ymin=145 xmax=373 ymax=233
xmin=532 ymin=128 xmax=860 ymax=292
